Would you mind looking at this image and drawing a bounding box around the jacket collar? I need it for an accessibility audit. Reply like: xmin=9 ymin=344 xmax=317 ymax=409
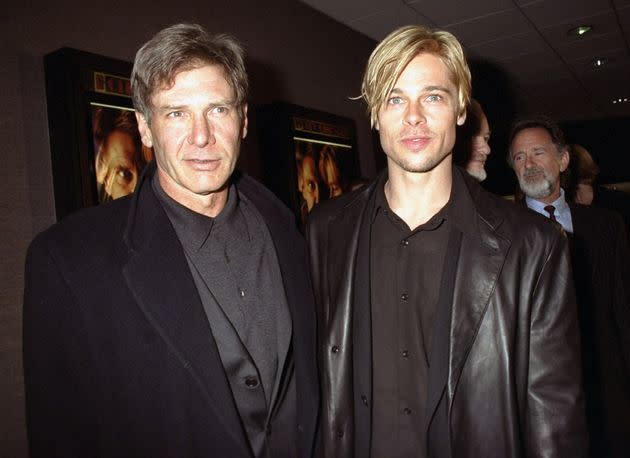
xmin=447 ymin=170 xmax=511 ymax=400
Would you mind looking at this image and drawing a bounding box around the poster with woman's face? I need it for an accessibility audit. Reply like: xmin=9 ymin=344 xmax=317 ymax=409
xmin=90 ymin=104 xmax=153 ymax=203
xmin=294 ymin=138 xmax=353 ymax=224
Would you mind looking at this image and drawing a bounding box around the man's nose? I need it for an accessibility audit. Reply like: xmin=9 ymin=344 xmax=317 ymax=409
xmin=404 ymin=101 xmax=426 ymax=126
xmin=188 ymin=115 xmax=214 ymax=147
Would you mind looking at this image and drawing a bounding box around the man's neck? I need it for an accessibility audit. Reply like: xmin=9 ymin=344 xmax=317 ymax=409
xmin=526 ymin=187 xmax=566 ymax=211
xmin=384 ymin=165 xmax=452 ymax=230
xmin=158 ymin=172 xmax=229 ymax=218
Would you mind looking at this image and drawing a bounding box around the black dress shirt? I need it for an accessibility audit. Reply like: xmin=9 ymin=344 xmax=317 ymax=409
xmin=369 ymin=169 xmax=468 ymax=458
xmin=369 ymin=173 xmax=450 ymax=458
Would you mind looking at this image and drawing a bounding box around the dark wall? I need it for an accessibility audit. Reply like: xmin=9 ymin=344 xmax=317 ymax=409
xmin=561 ymin=117 xmax=630 ymax=184
xmin=468 ymin=59 xmax=520 ymax=196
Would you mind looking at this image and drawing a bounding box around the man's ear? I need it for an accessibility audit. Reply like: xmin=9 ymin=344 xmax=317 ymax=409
xmin=241 ymin=104 xmax=248 ymax=139
xmin=135 ymin=112 xmax=153 ymax=148
xmin=559 ymin=148 xmax=570 ymax=172
xmin=456 ymin=108 xmax=467 ymax=126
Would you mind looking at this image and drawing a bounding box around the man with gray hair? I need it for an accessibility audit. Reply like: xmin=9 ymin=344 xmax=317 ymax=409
xmin=509 ymin=115 xmax=630 ymax=458
xmin=307 ymin=25 xmax=586 ymax=457
xmin=24 ymin=23 xmax=319 ymax=457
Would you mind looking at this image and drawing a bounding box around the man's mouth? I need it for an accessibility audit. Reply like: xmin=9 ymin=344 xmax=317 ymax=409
xmin=401 ymin=135 xmax=431 ymax=150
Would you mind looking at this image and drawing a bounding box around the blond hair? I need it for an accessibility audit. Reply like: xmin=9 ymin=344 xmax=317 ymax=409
xmin=360 ymin=25 xmax=471 ymax=127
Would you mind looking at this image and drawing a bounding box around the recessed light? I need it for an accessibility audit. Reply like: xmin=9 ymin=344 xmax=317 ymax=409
xmin=569 ymin=25 xmax=592 ymax=36
xmin=592 ymin=58 xmax=607 ymax=68
xmin=612 ymin=98 xmax=629 ymax=104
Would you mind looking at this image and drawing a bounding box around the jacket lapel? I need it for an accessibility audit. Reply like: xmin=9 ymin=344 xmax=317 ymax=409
xmin=122 ymin=169 xmax=250 ymax=454
xmin=424 ymin=172 xmax=511 ymax=439
xmin=448 ymin=194 xmax=511 ymax=401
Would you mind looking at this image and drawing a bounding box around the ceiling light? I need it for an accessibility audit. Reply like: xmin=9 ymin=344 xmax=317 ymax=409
xmin=592 ymin=58 xmax=606 ymax=68
xmin=569 ymin=25 xmax=592 ymax=36
xmin=612 ymin=98 xmax=628 ymax=104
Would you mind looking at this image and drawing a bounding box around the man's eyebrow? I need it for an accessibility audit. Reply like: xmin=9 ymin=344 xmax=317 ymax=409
xmin=423 ymin=85 xmax=452 ymax=93
xmin=155 ymin=99 xmax=237 ymax=112
xmin=156 ymin=104 xmax=185 ymax=112
xmin=388 ymin=85 xmax=453 ymax=94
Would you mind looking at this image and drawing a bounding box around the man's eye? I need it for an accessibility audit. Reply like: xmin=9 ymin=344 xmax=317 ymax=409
xmin=388 ymin=96 xmax=403 ymax=105
xmin=116 ymin=168 xmax=134 ymax=183
xmin=167 ymin=111 xmax=183 ymax=118
xmin=212 ymin=106 xmax=229 ymax=115
xmin=426 ymin=94 xmax=442 ymax=102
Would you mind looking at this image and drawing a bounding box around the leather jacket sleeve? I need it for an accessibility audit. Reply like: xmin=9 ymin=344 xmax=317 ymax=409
xmin=525 ymin=229 xmax=588 ymax=457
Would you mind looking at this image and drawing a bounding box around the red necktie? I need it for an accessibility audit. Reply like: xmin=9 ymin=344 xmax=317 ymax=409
xmin=544 ymin=205 xmax=557 ymax=222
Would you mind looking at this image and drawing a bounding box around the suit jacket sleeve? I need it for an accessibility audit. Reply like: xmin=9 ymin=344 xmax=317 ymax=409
xmin=23 ymin=236 xmax=96 ymax=457
xmin=526 ymin=229 xmax=588 ymax=456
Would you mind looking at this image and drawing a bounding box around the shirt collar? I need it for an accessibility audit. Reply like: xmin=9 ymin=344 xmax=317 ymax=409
xmin=525 ymin=188 xmax=570 ymax=216
xmin=371 ymin=166 xmax=472 ymax=234
xmin=525 ymin=188 xmax=574 ymax=232
xmin=152 ymin=172 xmax=241 ymax=251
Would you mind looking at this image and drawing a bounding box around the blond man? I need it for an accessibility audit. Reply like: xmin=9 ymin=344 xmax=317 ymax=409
xmin=307 ymin=25 xmax=586 ymax=458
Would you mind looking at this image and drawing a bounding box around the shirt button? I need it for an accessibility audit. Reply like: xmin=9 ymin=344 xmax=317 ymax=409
xmin=402 ymin=350 xmax=409 ymax=358
xmin=401 ymin=239 xmax=409 ymax=246
xmin=403 ymin=407 xmax=412 ymax=415
xmin=331 ymin=345 xmax=340 ymax=353
xmin=337 ymin=428 xmax=344 ymax=438
xmin=361 ymin=395 xmax=368 ymax=406
xmin=244 ymin=376 xmax=259 ymax=388
xmin=400 ymin=293 xmax=408 ymax=301
xmin=239 ymin=289 xmax=245 ymax=298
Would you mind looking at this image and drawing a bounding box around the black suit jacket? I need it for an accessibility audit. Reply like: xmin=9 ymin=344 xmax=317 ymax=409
xmin=23 ymin=166 xmax=319 ymax=457
xmin=307 ymin=168 xmax=587 ymax=458
xmin=569 ymin=204 xmax=630 ymax=458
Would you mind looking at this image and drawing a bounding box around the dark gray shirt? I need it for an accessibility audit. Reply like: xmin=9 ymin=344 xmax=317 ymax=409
xmin=152 ymin=175 xmax=293 ymax=457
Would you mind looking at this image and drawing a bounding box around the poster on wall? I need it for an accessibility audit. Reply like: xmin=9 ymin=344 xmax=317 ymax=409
xmin=257 ymin=102 xmax=361 ymax=226
xmin=44 ymin=47 xmax=152 ymax=220
xmin=90 ymin=103 xmax=152 ymax=203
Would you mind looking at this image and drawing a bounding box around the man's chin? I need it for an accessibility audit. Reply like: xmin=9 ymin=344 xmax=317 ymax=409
xmin=466 ymin=166 xmax=487 ymax=182
xmin=520 ymin=179 xmax=553 ymax=200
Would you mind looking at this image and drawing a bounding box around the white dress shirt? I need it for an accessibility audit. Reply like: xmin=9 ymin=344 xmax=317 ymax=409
xmin=525 ymin=188 xmax=574 ymax=233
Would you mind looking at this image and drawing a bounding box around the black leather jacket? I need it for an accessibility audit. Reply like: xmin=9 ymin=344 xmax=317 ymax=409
xmin=306 ymin=168 xmax=587 ymax=458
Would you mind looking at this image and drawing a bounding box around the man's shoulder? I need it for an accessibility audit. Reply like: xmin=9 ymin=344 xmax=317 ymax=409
xmin=29 ymin=196 xmax=131 ymax=259
xmin=308 ymin=181 xmax=374 ymax=228
xmin=570 ymin=202 xmax=627 ymax=238
xmin=234 ymin=171 xmax=295 ymax=222
xmin=571 ymin=201 xmax=622 ymax=221
xmin=470 ymin=181 xmax=565 ymax=246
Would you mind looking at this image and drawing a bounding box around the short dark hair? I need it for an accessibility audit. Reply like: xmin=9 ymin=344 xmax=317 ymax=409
xmin=131 ymin=23 xmax=248 ymax=122
xmin=507 ymin=115 xmax=567 ymax=167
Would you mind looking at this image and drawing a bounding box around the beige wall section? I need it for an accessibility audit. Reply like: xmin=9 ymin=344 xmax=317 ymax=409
xmin=1 ymin=1 xmax=377 ymax=456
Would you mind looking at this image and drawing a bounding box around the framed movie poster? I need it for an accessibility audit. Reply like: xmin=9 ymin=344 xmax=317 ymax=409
xmin=44 ymin=47 xmax=152 ymax=220
xmin=257 ymin=102 xmax=360 ymax=226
